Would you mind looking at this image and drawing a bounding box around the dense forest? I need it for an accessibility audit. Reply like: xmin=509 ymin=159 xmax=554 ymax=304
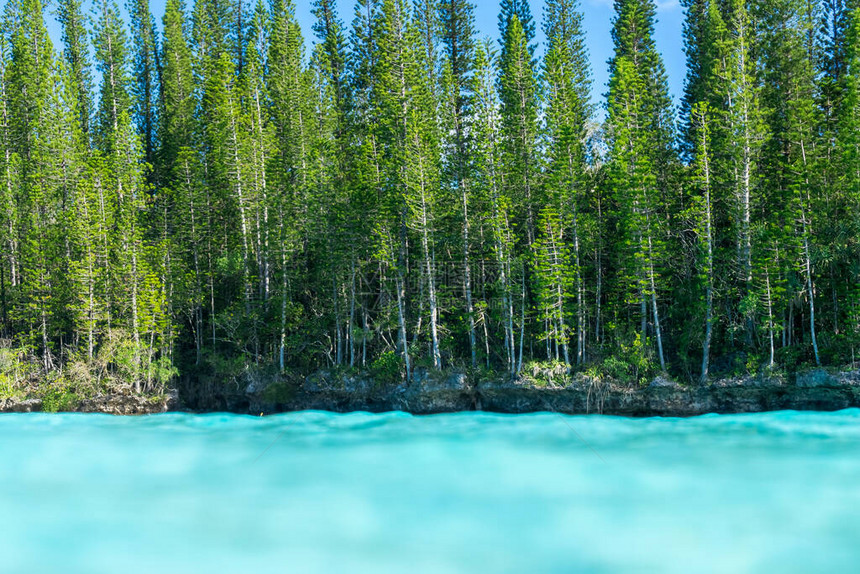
xmin=1 ymin=0 xmax=859 ymax=399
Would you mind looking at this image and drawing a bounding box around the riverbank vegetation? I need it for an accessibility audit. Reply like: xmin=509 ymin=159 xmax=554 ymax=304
xmin=2 ymin=0 xmax=860 ymax=402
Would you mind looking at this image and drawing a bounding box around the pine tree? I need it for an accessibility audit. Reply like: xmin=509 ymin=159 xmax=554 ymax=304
xmin=191 ymin=0 xmax=237 ymax=354
xmin=56 ymin=0 xmax=94 ymax=139
xmin=160 ymin=0 xmax=195 ymax=176
xmin=719 ymin=0 xmax=765 ymax=348
xmin=313 ymin=0 xmax=348 ymax=111
xmin=498 ymin=13 xmax=539 ymax=245
xmin=268 ymin=0 xmax=314 ymax=369
xmin=0 ymin=41 xmax=13 ymax=338
xmin=405 ymin=15 xmax=444 ymax=369
xmin=473 ymin=39 xmax=516 ymax=372
xmin=533 ymin=206 xmax=573 ymax=364
xmin=757 ymin=0 xmax=822 ymax=365
xmin=160 ymin=0 xmax=207 ymax=363
xmin=94 ymin=0 xmax=168 ymax=389
xmin=542 ymin=0 xmax=592 ymax=365
xmin=313 ymin=0 xmax=360 ymax=367
xmin=838 ymin=5 xmax=860 ymax=344
xmin=128 ymin=0 xmax=160 ymax=170
xmin=498 ymin=13 xmax=539 ymax=372
xmin=243 ymin=0 xmax=272 ymax=310
xmin=7 ymin=0 xmax=66 ymax=368
xmin=606 ymin=0 xmax=676 ymax=372
xmin=413 ymin=0 xmax=440 ymax=85
xmin=498 ymin=0 xmax=536 ymax=56
xmin=374 ymin=0 xmax=443 ymax=371
xmin=689 ymin=102 xmax=715 ymax=381
xmin=439 ymin=0 xmax=478 ymax=366
xmin=93 ymin=0 xmax=132 ymax=152
xmin=817 ymin=0 xmax=857 ymax=347
xmin=679 ymin=0 xmax=728 ymax=156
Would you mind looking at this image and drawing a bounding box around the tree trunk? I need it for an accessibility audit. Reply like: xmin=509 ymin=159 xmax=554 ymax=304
xmin=349 ymin=258 xmax=357 ymax=367
xmin=766 ymin=270 xmax=775 ymax=367
xmin=700 ymin=112 xmax=714 ymax=383
xmin=647 ymin=232 xmax=667 ymax=372
xmin=419 ymin=178 xmax=441 ymax=370
xmin=462 ymin=185 xmax=477 ymax=368
xmin=798 ymin=136 xmax=821 ymax=366
xmin=517 ymin=270 xmax=526 ymax=374
xmin=228 ymin=99 xmax=251 ymax=317
xmin=395 ymin=270 xmax=411 ymax=382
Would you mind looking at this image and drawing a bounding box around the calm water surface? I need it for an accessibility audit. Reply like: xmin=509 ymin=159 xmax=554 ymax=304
xmin=1 ymin=410 xmax=859 ymax=573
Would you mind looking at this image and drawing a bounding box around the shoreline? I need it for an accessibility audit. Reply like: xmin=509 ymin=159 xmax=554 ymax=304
xmin=191 ymin=367 xmax=860 ymax=418
xmin=4 ymin=367 xmax=859 ymax=418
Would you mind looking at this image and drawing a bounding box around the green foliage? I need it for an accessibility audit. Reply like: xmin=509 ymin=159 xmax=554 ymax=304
xmin=587 ymin=334 xmax=655 ymax=385
xmin=522 ymin=360 xmax=570 ymax=388
xmin=587 ymin=356 xmax=629 ymax=383
xmin=40 ymin=386 xmax=80 ymax=413
xmin=0 ymin=374 xmax=18 ymax=400
xmin=0 ymin=345 xmax=31 ymax=400
xmin=370 ymin=351 xmax=404 ymax=383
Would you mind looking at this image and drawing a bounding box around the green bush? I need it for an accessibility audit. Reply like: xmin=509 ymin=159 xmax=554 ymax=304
xmin=596 ymin=356 xmax=630 ymax=381
xmin=41 ymin=386 xmax=79 ymax=413
xmin=523 ymin=360 xmax=570 ymax=387
xmin=370 ymin=351 xmax=404 ymax=384
xmin=0 ymin=373 xmax=19 ymax=400
xmin=585 ymin=334 xmax=655 ymax=385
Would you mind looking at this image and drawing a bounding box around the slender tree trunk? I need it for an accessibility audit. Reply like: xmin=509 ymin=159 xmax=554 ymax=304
xmin=279 ymin=239 xmax=288 ymax=372
xmin=349 ymin=258 xmax=357 ymax=367
xmin=96 ymin=178 xmax=113 ymax=333
xmin=491 ymin=187 xmax=514 ymax=373
xmin=185 ymin=159 xmax=203 ymax=365
xmin=483 ymin=307 xmax=491 ymax=369
xmin=41 ymin=306 xmax=50 ymax=372
xmin=517 ymin=271 xmax=526 ymax=374
xmin=765 ymin=270 xmax=775 ymax=367
xmin=419 ymin=183 xmax=441 ymax=370
xmin=572 ymin=209 xmax=584 ymax=365
xmin=362 ymin=306 xmax=369 ymax=368
xmin=557 ymin=282 xmax=569 ymax=366
xmin=2 ymin=78 xmax=17 ymax=288
xmin=256 ymin=93 xmax=271 ymax=304
xmin=395 ymin=270 xmax=411 ymax=382
xmin=647 ymin=231 xmax=666 ymax=372
xmin=0 ymin=258 xmax=6 ymax=338
xmin=700 ymin=112 xmax=714 ymax=383
xmin=462 ymin=185 xmax=477 ymax=368
xmin=595 ymin=194 xmax=604 ymax=344
xmin=228 ymin=99 xmax=251 ymax=317
xmin=334 ymin=277 xmax=342 ymax=365
xmin=803 ymin=228 xmax=820 ymax=366
xmin=131 ymin=248 xmax=141 ymax=393
xmin=797 ymin=138 xmax=820 ymax=365
xmin=737 ymin=19 xmax=757 ymax=345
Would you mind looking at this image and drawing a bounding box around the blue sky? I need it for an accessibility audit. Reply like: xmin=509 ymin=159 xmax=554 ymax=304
xmin=45 ymin=0 xmax=686 ymax=115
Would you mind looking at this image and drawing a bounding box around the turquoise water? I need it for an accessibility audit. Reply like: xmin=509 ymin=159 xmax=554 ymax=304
xmin=1 ymin=411 xmax=859 ymax=573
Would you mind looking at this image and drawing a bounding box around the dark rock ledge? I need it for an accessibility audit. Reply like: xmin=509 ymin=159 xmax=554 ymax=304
xmin=3 ymin=370 xmax=858 ymax=417
xmin=0 ymin=389 xmax=179 ymax=415
xmin=180 ymin=367 xmax=860 ymax=418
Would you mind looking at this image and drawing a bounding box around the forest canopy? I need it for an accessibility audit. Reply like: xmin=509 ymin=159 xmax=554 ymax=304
xmin=1 ymin=0 xmax=859 ymax=396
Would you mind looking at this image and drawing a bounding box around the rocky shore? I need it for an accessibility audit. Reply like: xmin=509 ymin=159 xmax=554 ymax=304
xmin=0 ymin=390 xmax=179 ymax=415
xmin=3 ymin=368 xmax=859 ymax=417
xmin=180 ymin=366 xmax=860 ymax=418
